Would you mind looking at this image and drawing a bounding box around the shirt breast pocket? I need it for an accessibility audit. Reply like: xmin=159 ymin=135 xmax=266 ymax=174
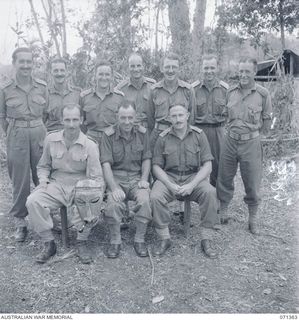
xmin=196 ymin=98 xmax=206 ymax=117
xmin=153 ymin=97 xmax=168 ymax=119
xmin=112 ymin=144 xmax=124 ymax=163
xmin=185 ymin=144 xmax=200 ymax=168
xmin=6 ymin=97 xmax=25 ymax=117
xmin=132 ymin=144 xmax=144 ymax=161
xmin=72 ymin=151 xmax=88 ymax=162
xmin=163 ymin=147 xmax=179 ymax=169
xmin=51 ymin=147 xmax=64 ymax=167
xmin=247 ymin=104 xmax=262 ymax=124
xmin=31 ymin=95 xmax=46 ymax=117
xmin=213 ymin=98 xmax=226 ymax=116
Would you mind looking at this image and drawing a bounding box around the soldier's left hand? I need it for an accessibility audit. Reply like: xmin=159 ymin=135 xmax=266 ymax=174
xmin=178 ymin=183 xmax=194 ymax=197
xmin=138 ymin=180 xmax=150 ymax=189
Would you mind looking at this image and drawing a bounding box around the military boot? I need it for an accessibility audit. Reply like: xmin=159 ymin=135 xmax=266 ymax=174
xmin=77 ymin=240 xmax=92 ymax=264
xmin=36 ymin=240 xmax=56 ymax=264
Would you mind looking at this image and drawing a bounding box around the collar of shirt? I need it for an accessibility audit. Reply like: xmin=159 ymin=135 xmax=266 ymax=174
xmin=93 ymin=84 xmax=114 ymax=99
xmin=49 ymin=82 xmax=72 ymax=95
xmin=51 ymin=130 xmax=86 ymax=146
xmin=128 ymin=76 xmax=146 ymax=89
xmin=236 ymin=82 xmax=257 ymax=92
xmin=168 ymin=125 xmax=193 ymax=140
xmin=201 ymin=78 xmax=221 ymax=90
xmin=12 ymin=75 xmax=39 ymax=89
xmin=157 ymin=78 xmax=185 ymax=92
xmin=114 ymin=124 xmax=138 ymax=141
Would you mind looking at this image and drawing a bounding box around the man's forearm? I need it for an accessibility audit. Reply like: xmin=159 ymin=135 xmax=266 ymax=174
xmin=153 ymin=165 xmax=173 ymax=188
xmin=141 ymin=159 xmax=151 ymax=181
xmin=102 ymin=162 xmax=118 ymax=191
xmin=189 ymin=161 xmax=212 ymax=188
xmin=261 ymin=119 xmax=271 ymax=136
xmin=0 ymin=118 xmax=8 ymax=135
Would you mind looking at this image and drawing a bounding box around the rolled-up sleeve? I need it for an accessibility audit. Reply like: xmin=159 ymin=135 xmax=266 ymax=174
xmin=262 ymin=91 xmax=272 ymax=120
xmin=86 ymin=141 xmax=104 ymax=185
xmin=37 ymin=137 xmax=52 ymax=183
xmin=100 ymin=133 xmax=113 ymax=164
xmin=152 ymin=136 xmax=165 ymax=168
xmin=198 ymin=131 xmax=214 ymax=165
xmin=142 ymin=131 xmax=152 ymax=160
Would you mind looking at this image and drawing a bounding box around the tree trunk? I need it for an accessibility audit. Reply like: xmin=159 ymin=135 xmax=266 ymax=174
xmin=154 ymin=1 xmax=161 ymax=61
xmin=28 ymin=0 xmax=46 ymax=48
xmin=168 ymin=0 xmax=192 ymax=80
xmin=59 ymin=0 xmax=67 ymax=56
xmin=192 ymin=0 xmax=207 ymax=77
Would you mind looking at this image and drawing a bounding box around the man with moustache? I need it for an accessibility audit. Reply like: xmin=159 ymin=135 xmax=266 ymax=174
xmin=150 ymin=104 xmax=219 ymax=258
xmin=116 ymin=53 xmax=155 ymax=128
xmin=192 ymin=54 xmax=229 ymax=187
xmin=147 ymin=52 xmax=195 ymax=150
xmin=0 ymin=47 xmax=48 ymax=242
xmin=45 ymin=58 xmax=81 ymax=132
xmin=26 ymin=104 xmax=104 ymax=264
xmin=217 ymin=57 xmax=272 ymax=233
xmin=100 ymin=101 xmax=152 ymax=258
xmin=80 ymin=60 xmax=124 ymax=146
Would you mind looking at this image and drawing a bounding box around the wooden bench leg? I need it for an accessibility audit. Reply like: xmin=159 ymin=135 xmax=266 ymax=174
xmin=183 ymin=200 xmax=191 ymax=237
xmin=60 ymin=206 xmax=69 ymax=247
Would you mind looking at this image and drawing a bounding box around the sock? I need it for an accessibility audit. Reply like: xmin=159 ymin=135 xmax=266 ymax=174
xmin=134 ymin=221 xmax=148 ymax=242
xmin=155 ymin=227 xmax=170 ymax=240
xmin=108 ymin=224 xmax=121 ymax=244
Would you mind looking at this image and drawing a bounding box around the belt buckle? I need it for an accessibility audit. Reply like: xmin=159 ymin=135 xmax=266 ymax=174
xmin=27 ymin=120 xmax=31 ymax=127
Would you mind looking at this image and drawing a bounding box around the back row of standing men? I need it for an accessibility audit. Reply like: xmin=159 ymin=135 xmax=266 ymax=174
xmin=0 ymin=48 xmax=272 ymax=263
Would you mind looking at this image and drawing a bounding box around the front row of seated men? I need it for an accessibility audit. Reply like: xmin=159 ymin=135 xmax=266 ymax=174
xmin=26 ymin=101 xmax=220 ymax=264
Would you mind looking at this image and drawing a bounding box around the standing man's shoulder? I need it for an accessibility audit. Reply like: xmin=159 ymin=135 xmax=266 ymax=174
xmin=191 ymin=80 xmax=201 ymax=89
xmin=103 ymin=125 xmax=116 ymax=137
xmin=80 ymin=87 xmax=93 ymax=99
xmin=144 ymin=77 xmax=156 ymax=85
xmin=34 ymin=77 xmax=47 ymax=87
xmin=178 ymin=79 xmax=192 ymax=90
xmin=0 ymin=79 xmax=14 ymax=90
xmin=113 ymin=88 xmax=125 ymax=97
xmin=69 ymin=84 xmax=82 ymax=93
xmin=190 ymin=125 xmax=203 ymax=135
xmin=152 ymin=80 xmax=163 ymax=91
xmin=219 ymin=80 xmax=229 ymax=90
xmin=255 ymin=83 xmax=270 ymax=97
xmin=159 ymin=127 xmax=171 ymax=138
xmin=115 ymin=78 xmax=129 ymax=91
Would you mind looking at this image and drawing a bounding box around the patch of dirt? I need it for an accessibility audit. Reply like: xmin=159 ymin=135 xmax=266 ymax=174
xmin=0 ymin=159 xmax=298 ymax=313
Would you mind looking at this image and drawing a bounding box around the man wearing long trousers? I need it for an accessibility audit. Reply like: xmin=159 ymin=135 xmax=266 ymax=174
xmin=0 ymin=47 xmax=48 ymax=242
xmin=147 ymin=52 xmax=195 ymax=150
xmin=116 ymin=53 xmax=155 ymax=128
xmin=192 ymin=54 xmax=229 ymax=187
xmin=217 ymin=57 xmax=272 ymax=233
xmin=45 ymin=58 xmax=81 ymax=132
xmin=150 ymin=104 xmax=219 ymax=258
xmin=80 ymin=60 xmax=124 ymax=146
xmin=100 ymin=101 xmax=152 ymax=259
xmin=26 ymin=104 xmax=105 ymax=264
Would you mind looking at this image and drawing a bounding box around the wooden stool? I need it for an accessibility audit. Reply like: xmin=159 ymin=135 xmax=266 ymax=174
xmin=183 ymin=199 xmax=192 ymax=237
xmin=60 ymin=206 xmax=69 ymax=247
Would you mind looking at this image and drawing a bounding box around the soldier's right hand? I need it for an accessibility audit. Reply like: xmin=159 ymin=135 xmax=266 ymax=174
xmin=34 ymin=181 xmax=48 ymax=191
xmin=111 ymin=188 xmax=126 ymax=202
xmin=168 ymin=183 xmax=181 ymax=196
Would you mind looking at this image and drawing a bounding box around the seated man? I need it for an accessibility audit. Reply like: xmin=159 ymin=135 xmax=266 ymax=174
xmin=150 ymin=104 xmax=220 ymax=258
xmin=26 ymin=104 xmax=105 ymax=264
xmin=100 ymin=101 xmax=152 ymax=259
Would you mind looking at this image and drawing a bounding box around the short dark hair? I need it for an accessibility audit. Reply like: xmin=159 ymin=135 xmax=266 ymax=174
xmin=50 ymin=58 xmax=67 ymax=69
xmin=61 ymin=103 xmax=83 ymax=118
xmin=12 ymin=47 xmax=33 ymax=63
xmin=128 ymin=53 xmax=143 ymax=64
xmin=94 ymin=60 xmax=113 ymax=74
xmin=161 ymin=52 xmax=180 ymax=67
xmin=169 ymin=104 xmax=186 ymax=111
xmin=239 ymin=57 xmax=258 ymax=69
xmin=118 ymin=99 xmax=136 ymax=112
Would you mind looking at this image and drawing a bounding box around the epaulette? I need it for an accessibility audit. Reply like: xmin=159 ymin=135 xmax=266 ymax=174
xmin=80 ymin=88 xmax=93 ymax=98
xmin=190 ymin=125 xmax=202 ymax=134
xmin=0 ymin=78 xmax=13 ymax=89
xmin=191 ymin=80 xmax=201 ymax=88
xmin=116 ymin=79 xmax=129 ymax=90
xmin=256 ymin=84 xmax=269 ymax=97
xmin=137 ymin=125 xmax=147 ymax=134
xmin=34 ymin=78 xmax=47 ymax=86
xmin=178 ymin=79 xmax=191 ymax=89
xmin=70 ymin=84 xmax=82 ymax=92
xmin=219 ymin=80 xmax=229 ymax=90
xmin=159 ymin=127 xmax=171 ymax=137
xmin=86 ymin=135 xmax=98 ymax=145
xmin=145 ymin=77 xmax=156 ymax=84
xmin=228 ymin=84 xmax=239 ymax=92
xmin=152 ymin=81 xmax=163 ymax=89
xmin=46 ymin=129 xmax=61 ymax=136
xmin=113 ymin=88 xmax=125 ymax=96
xmin=104 ymin=126 xmax=115 ymax=136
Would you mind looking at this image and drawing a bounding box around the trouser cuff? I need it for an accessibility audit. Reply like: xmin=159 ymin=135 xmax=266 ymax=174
xmin=134 ymin=221 xmax=148 ymax=242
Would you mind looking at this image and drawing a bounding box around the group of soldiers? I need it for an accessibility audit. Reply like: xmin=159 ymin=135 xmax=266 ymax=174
xmin=0 ymin=47 xmax=272 ymax=264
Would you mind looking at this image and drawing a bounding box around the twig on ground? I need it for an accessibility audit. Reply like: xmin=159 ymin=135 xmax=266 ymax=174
xmin=148 ymin=248 xmax=155 ymax=286
xmin=258 ymin=232 xmax=288 ymax=244
xmin=47 ymin=249 xmax=76 ymax=265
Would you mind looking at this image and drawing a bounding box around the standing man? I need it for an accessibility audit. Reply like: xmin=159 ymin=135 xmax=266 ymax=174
xmin=45 ymin=58 xmax=81 ymax=132
xmin=100 ymin=101 xmax=152 ymax=259
xmin=26 ymin=104 xmax=105 ymax=264
xmin=150 ymin=104 xmax=219 ymax=258
xmin=0 ymin=47 xmax=48 ymax=242
xmin=217 ymin=57 xmax=272 ymax=233
xmin=192 ymin=54 xmax=229 ymax=187
xmin=80 ymin=60 xmax=124 ymax=145
xmin=116 ymin=53 xmax=155 ymax=128
xmin=147 ymin=52 xmax=195 ymax=149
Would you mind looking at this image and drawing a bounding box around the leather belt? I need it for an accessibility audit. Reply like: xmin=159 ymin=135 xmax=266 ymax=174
xmin=228 ymin=130 xmax=259 ymax=141
xmin=12 ymin=118 xmax=43 ymax=128
xmin=112 ymin=169 xmax=141 ymax=176
xmin=154 ymin=122 xmax=170 ymax=130
xmin=167 ymin=169 xmax=197 ymax=175
xmin=197 ymin=122 xmax=224 ymax=128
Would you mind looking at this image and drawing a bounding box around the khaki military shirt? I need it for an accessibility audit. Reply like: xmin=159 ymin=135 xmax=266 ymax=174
xmin=225 ymin=83 xmax=272 ymax=134
xmin=153 ymin=125 xmax=213 ymax=181
xmin=46 ymin=83 xmax=81 ymax=131
xmin=80 ymin=86 xmax=124 ymax=133
xmin=116 ymin=76 xmax=156 ymax=126
xmin=0 ymin=77 xmax=47 ymax=120
xmin=37 ymin=130 xmax=103 ymax=186
xmin=192 ymin=79 xmax=228 ymax=124
xmin=147 ymin=79 xmax=195 ymax=131
xmin=100 ymin=124 xmax=151 ymax=174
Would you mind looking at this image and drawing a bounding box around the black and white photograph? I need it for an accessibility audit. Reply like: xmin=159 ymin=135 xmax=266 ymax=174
xmin=0 ymin=0 xmax=298 ymax=317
